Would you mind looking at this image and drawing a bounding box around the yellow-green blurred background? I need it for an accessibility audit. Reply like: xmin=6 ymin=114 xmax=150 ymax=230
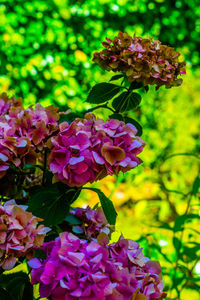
xmin=0 ymin=0 xmax=200 ymax=299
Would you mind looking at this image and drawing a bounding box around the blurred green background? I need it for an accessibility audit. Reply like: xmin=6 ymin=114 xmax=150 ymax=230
xmin=0 ymin=0 xmax=200 ymax=299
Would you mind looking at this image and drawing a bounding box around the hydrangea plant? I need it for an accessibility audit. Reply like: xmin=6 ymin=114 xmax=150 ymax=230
xmin=0 ymin=32 xmax=185 ymax=299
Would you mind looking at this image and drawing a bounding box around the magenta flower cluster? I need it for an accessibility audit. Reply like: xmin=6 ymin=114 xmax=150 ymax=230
xmin=49 ymin=113 xmax=145 ymax=187
xmin=70 ymin=206 xmax=113 ymax=240
xmin=0 ymin=93 xmax=59 ymax=179
xmin=29 ymin=232 xmax=166 ymax=300
xmin=0 ymin=200 xmax=50 ymax=270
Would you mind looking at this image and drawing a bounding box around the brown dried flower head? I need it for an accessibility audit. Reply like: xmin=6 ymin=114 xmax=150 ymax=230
xmin=93 ymin=32 xmax=186 ymax=89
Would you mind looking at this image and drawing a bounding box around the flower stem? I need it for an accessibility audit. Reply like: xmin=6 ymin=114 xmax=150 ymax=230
xmin=42 ymin=148 xmax=48 ymax=186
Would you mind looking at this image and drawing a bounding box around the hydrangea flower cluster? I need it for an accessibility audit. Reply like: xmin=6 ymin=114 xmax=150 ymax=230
xmin=29 ymin=232 xmax=166 ymax=300
xmin=70 ymin=206 xmax=113 ymax=240
xmin=93 ymin=32 xmax=186 ymax=89
xmin=49 ymin=113 xmax=145 ymax=187
xmin=0 ymin=200 xmax=50 ymax=270
xmin=0 ymin=93 xmax=59 ymax=179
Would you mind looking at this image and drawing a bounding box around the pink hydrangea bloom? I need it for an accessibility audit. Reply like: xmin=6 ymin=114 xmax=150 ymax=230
xmin=0 ymin=93 xmax=59 ymax=180
xmin=69 ymin=206 xmax=113 ymax=240
xmin=49 ymin=113 xmax=145 ymax=187
xmin=0 ymin=93 xmax=10 ymax=115
xmin=0 ymin=200 xmax=51 ymax=270
xmin=93 ymin=32 xmax=186 ymax=89
xmin=29 ymin=232 xmax=166 ymax=300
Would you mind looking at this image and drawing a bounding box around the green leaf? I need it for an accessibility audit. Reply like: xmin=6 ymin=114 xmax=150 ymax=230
xmin=65 ymin=213 xmax=82 ymax=225
xmin=84 ymin=188 xmax=117 ymax=225
xmin=22 ymin=164 xmax=36 ymax=171
xmin=185 ymin=277 xmax=200 ymax=282
xmin=66 ymin=188 xmax=82 ymax=205
xmin=22 ymin=281 xmax=33 ymax=300
xmin=22 ymin=164 xmax=44 ymax=171
xmin=59 ymin=112 xmax=84 ymax=124
xmin=109 ymin=74 xmax=124 ymax=81
xmin=181 ymin=245 xmax=199 ymax=262
xmin=0 ymin=272 xmax=33 ymax=300
xmin=130 ymin=81 xmax=143 ymax=90
xmin=92 ymin=202 xmax=100 ymax=210
xmin=109 ymin=113 xmax=124 ymax=121
xmin=112 ymin=92 xmax=128 ymax=112
xmin=127 ymin=92 xmax=142 ymax=109
xmin=150 ymin=221 xmax=173 ymax=230
xmin=112 ymin=92 xmax=141 ymax=112
xmin=173 ymin=236 xmax=182 ymax=251
xmin=174 ymin=214 xmax=200 ymax=232
xmin=124 ymin=117 xmax=143 ymax=136
xmin=150 ymin=243 xmax=172 ymax=263
xmin=165 ymin=152 xmax=200 ymax=161
xmin=171 ymin=276 xmax=185 ymax=293
xmin=192 ymin=176 xmax=200 ymax=196
xmin=33 ymin=248 xmax=46 ymax=260
xmin=174 ymin=215 xmax=187 ymax=232
xmin=28 ymin=184 xmax=72 ymax=226
xmin=0 ymin=288 xmax=12 ymax=300
xmin=86 ymin=83 xmax=121 ymax=104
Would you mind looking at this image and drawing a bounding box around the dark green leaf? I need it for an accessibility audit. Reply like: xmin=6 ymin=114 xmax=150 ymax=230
xmin=124 ymin=117 xmax=143 ymax=136
xmin=109 ymin=113 xmax=124 ymax=121
xmin=22 ymin=164 xmax=44 ymax=171
xmin=150 ymin=243 xmax=172 ymax=263
xmin=165 ymin=152 xmax=200 ymax=161
xmin=22 ymin=164 xmax=36 ymax=171
xmin=112 ymin=92 xmax=128 ymax=112
xmin=160 ymin=184 xmax=186 ymax=196
xmin=130 ymin=82 xmax=143 ymax=90
xmin=59 ymin=112 xmax=84 ymax=124
xmin=86 ymin=83 xmax=121 ymax=104
xmin=150 ymin=222 xmax=173 ymax=230
xmin=127 ymin=92 xmax=142 ymax=109
xmin=63 ymin=188 xmax=81 ymax=206
xmin=112 ymin=92 xmax=141 ymax=112
xmin=173 ymin=236 xmax=182 ymax=251
xmin=65 ymin=214 xmax=82 ymax=225
xmin=174 ymin=214 xmax=200 ymax=232
xmin=0 ymin=288 xmax=12 ymax=300
xmin=44 ymin=231 xmax=59 ymax=243
xmin=186 ymin=227 xmax=200 ymax=235
xmin=0 ymin=272 xmax=32 ymax=300
xmin=84 ymin=188 xmax=117 ymax=225
xmin=144 ymin=85 xmax=149 ymax=92
xmin=172 ymin=276 xmax=185 ymax=292
xmin=187 ymin=241 xmax=200 ymax=246
xmin=185 ymin=277 xmax=200 ymax=282
xmin=43 ymin=170 xmax=54 ymax=186
xmin=22 ymin=281 xmax=33 ymax=300
xmin=28 ymin=184 xmax=72 ymax=226
xmin=92 ymin=202 xmax=100 ymax=210
xmin=181 ymin=246 xmax=199 ymax=262
xmin=33 ymin=248 xmax=46 ymax=260
xmin=109 ymin=74 xmax=124 ymax=81
xmin=192 ymin=176 xmax=200 ymax=196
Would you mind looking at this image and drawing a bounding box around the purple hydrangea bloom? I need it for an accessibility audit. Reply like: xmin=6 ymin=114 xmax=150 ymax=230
xmin=29 ymin=233 xmax=167 ymax=300
xmin=70 ymin=206 xmax=113 ymax=241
